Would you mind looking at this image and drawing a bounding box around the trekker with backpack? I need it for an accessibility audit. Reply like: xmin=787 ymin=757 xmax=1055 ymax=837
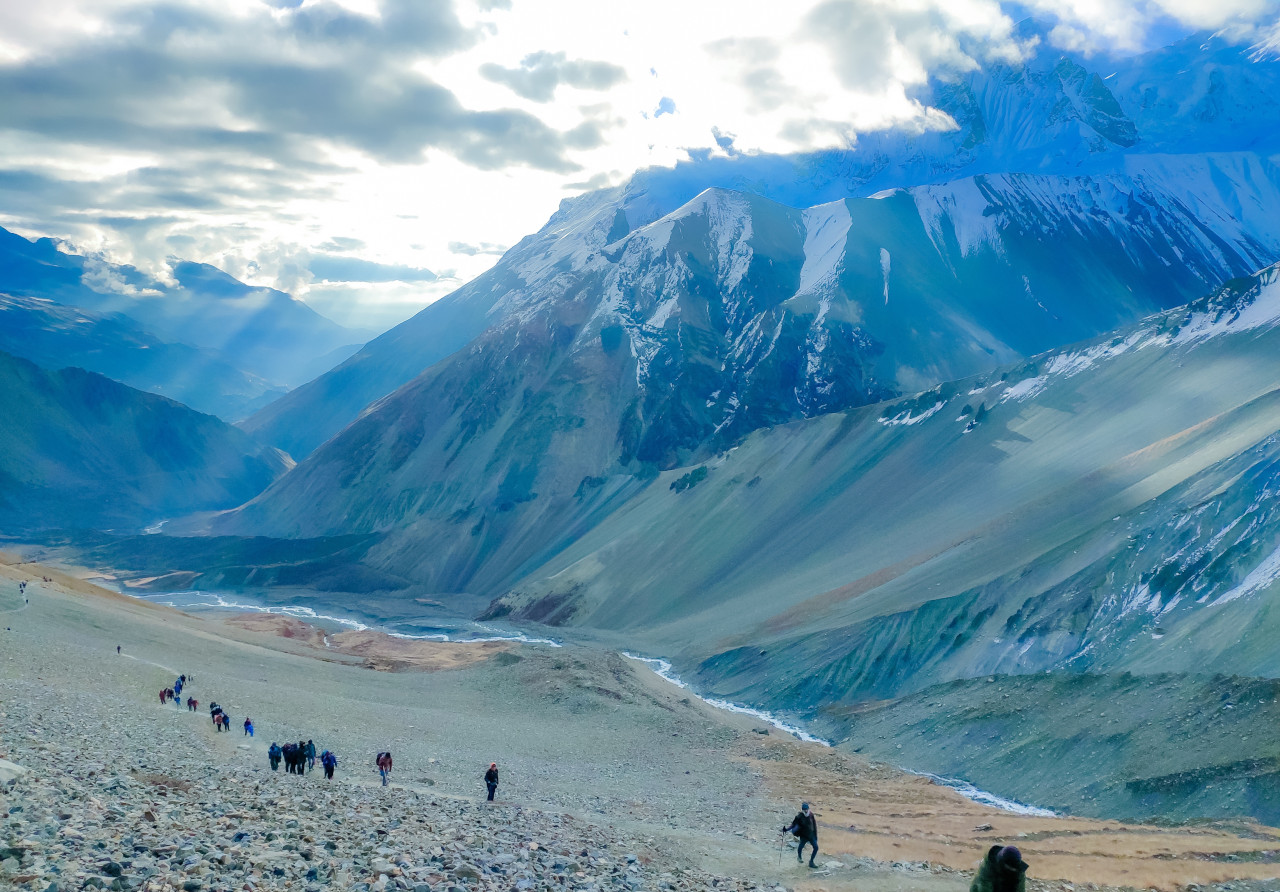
xmin=783 ymin=802 xmax=819 ymax=868
xmin=376 ymin=751 xmax=392 ymax=786
xmin=322 ymin=750 xmax=337 ymax=780
xmin=268 ymin=743 xmax=282 ymax=771
xmin=305 ymin=739 xmax=316 ymax=772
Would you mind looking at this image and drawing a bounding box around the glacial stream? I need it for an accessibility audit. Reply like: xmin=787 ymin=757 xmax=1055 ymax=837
xmin=622 ymin=653 xmax=1056 ymax=818
xmin=119 ymin=587 xmax=564 ymax=647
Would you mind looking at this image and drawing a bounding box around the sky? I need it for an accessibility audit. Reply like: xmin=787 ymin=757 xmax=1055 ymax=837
xmin=1 ymin=0 xmax=1277 ymax=331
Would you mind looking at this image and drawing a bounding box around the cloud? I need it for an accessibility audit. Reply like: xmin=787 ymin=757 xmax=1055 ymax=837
xmin=308 ymin=254 xmax=437 ymax=283
xmin=318 ymin=237 xmax=367 ymax=252
xmin=1 ymin=0 xmax=1276 ymax=327
xmin=448 ymin=240 xmax=509 ymax=256
xmin=480 ymin=51 xmax=628 ymax=102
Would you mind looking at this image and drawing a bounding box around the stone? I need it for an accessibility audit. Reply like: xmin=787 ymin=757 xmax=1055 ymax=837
xmin=0 ymin=759 xmax=28 ymax=786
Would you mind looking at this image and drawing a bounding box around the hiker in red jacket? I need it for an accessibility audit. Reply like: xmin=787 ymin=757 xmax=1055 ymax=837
xmin=376 ymin=751 xmax=392 ymax=786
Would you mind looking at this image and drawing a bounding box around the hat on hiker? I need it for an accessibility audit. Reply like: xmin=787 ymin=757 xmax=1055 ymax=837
xmin=491 ymin=762 xmax=497 ymax=768
xmin=800 ymin=802 xmax=809 ymax=811
xmin=997 ymin=846 xmax=1027 ymax=870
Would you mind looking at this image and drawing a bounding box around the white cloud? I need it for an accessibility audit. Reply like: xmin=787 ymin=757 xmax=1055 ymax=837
xmin=0 ymin=0 xmax=1275 ymax=329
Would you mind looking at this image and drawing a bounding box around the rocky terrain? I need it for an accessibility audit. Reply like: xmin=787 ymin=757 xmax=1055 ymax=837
xmin=3 ymin=557 xmax=1280 ymax=892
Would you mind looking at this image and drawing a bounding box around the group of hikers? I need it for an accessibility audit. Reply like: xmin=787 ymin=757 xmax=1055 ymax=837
xmin=159 ymin=675 xmax=190 ymax=708
xmin=781 ymin=801 xmax=1028 ymax=891
xmin=208 ymin=701 xmax=234 ymax=731
xmin=269 ymin=740 xmax=336 ymax=779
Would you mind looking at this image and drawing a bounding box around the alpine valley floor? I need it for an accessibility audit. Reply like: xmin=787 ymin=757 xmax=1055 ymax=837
xmin=2 ymin=556 xmax=1279 ymax=892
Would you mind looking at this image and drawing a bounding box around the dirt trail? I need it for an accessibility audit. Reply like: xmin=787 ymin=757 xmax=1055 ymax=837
xmin=740 ymin=732 xmax=1280 ymax=890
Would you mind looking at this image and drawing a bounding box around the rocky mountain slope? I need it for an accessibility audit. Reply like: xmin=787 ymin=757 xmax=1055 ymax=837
xmin=0 ymin=351 xmax=290 ymax=531
xmin=470 ymin=266 xmax=1280 ymax=717
xmin=0 ymin=226 xmax=367 ymax=392
xmin=243 ymin=28 xmax=1280 ymax=459
xmin=0 ymin=293 xmax=284 ymax=420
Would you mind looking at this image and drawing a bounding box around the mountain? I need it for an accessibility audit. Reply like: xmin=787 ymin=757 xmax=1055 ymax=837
xmin=242 ymin=30 xmax=1280 ymax=460
xmin=0 ymin=293 xmax=285 ymax=420
xmin=217 ymin=155 xmax=1280 ymax=588
xmin=0 ymin=226 xmax=369 ymax=389
xmin=0 ymin=350 xmax=291 ymax=531
xmin=483 ymin=264 xmax=1280 ymax=688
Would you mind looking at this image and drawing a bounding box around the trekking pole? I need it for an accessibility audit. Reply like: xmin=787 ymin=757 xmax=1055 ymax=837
xmin=777 ymin=831 xmax=786 ymax=867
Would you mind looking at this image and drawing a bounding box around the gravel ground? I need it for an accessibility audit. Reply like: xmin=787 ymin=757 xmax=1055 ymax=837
xmin=0 ymin=563 xmax=958 ymax=892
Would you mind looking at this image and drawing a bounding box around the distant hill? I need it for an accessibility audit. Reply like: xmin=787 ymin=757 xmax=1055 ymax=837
xmin=0 ymin=227 xmax=369 ymax=389
xmin=0 ymin=293 xmax=285 ymax=421
xmin=0 ymin=351 xmax=291 ymax=531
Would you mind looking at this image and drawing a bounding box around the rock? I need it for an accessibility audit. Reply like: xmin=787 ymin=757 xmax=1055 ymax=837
xmin=0 ymin=759 xmax=28 ymax=786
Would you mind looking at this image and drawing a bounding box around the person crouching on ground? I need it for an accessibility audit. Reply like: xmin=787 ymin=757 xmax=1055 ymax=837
xmin=970 ymin=845 xmax=1029 ymax=892
xmin=783 ymin=801 xmax=819 ymax=868
xmin=485 ymin=762 xmax=499 ymax=801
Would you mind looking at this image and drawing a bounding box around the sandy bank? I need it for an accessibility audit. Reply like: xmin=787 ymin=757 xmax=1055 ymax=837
xmin=223 ymin=613 xmax=513 ymax=671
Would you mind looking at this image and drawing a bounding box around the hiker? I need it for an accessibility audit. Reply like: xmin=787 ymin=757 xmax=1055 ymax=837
xmin=116 ymin=645 xmax=121 ymax=655
xmin=244 ymin=718 xmax=254 ymax=737
xmin=159 ymin=690 xmax=167 ymax=705
xmin=190 ymin=698 xmax=198 ymax=712
xmin=305 ymin=739 xmax=316 ymax=772
xmin=321 ymin=750 xmax=337 ymax=780
xmin=376 ymin=751 xmax=393 ymax=786
xmin=970 ymin=845 xmax=1029 ymax=892
xmin=284 ymin=743 xmax=306 ymax=774
xmin=783 ymin=801 xmax=819 ymax=868
xmin=296 ymin=741 xmax=307 ymax=776
xmin=269 ymin=743 xmax=282 ymax=771
xmin=484 ymin=763 xmax=499 ymax=801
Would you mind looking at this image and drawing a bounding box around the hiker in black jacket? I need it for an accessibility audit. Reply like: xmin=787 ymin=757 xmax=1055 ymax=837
xmin=783 ymin=801 xmax=818 ymax=867
xmin=484 ymin=763 xmax=499 ymax=801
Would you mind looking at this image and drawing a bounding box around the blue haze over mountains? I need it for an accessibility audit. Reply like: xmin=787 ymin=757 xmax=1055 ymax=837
xmin=9 ymin=24 xmax=1280 ymax=821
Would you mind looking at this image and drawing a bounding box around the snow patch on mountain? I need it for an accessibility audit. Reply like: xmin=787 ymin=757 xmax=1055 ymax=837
xmin=880 ymin=248 xmax=891 ymax=305
xmin=998 ymin=333 xmax=1144 ymax=403
xmin=1167 ymin=267 xmax=1280 ymax=346
xmin=1212 ymin=542 xmax=1280 ymax=606
xmin=914 ymin=179 xmax=1002 ymax=258
xmin=797 ymin=201 xmax=851 ymax=296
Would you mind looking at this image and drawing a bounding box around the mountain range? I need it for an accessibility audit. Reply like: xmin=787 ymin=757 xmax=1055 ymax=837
xmin=0 ymin=226 xmax=371 ymax=419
